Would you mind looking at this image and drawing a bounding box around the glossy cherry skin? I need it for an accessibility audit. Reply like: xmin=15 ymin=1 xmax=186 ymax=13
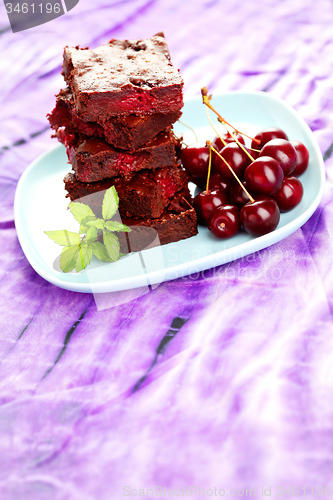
xmin=212 ymin=132 xmax=245 ymax=151
xmin=212 ymin=134 xmax=246 ymax=171
xmin=248 ymin=149 xmax=260 ymax=160
xmin=229 ymin=181 xmax=252 ymax=207
xmin=193 ymin=189 xmax=228 ymax=225
xmin=181 ymin=142 xmax=210 ymax=178
xmin=208 ymin=172 xmax=230 ymax=196
xmin=251 ymin=127 xmax=288 ymax=149
xmin=188 ymin=174 xmax=206 ymax=188
xmin=244 ymin=156 xmax=284 ymax=195
xmin=208 ymin=204 xmax=240 ymax=239
xmin=290 ymin=140 xmax=309 ymax=176
xmin=273 ymin=176 xmax=304 ymax=212
xmin=240 ymin=196 xmax=280 ymax=236
xmin=214 ymin=143 xmax=251 ymax=181
xmin=260 ymin=139 xmax=297 ymax=176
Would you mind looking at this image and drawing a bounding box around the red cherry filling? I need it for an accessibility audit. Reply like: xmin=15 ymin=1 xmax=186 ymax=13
xmin=240 ymin=196 xmax=280 ymax=236
xmin=181 ymin=142 xmax=210 ymax=178
xmin=214 ymin=142 xmax=251 ymax=181
xmin=259 ymin=139 xmax=297 ymax=176
xmin=208 ymin=204 xmax=240 ymax=239
xmin=251 ymin=127 xmax=288 ymax=149
xmin=244 ymin=156 xmax=284 ymax=195
xmin=290 ymin=140 xmax=309 ymax=177
xmin=273 ymin=176 xmax=303 ymax=212
xmin=193 ymin=189 xmax=228 ymax=225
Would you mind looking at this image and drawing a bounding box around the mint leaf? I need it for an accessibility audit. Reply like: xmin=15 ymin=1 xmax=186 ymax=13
xmin=103 ymin=232 xmax=120 ymax=261
xmin=102 ymin=186 xmax=119 ymax=220
xmin=90 ymin=241 xmax=113 ymax=262
xmin=86 ymin=218 xmax=105 ymax=230
xmin=68 ymin=202 xmax=95 ymax=223
xmin=85 ymin=226 xmax=97 ymax=242
xmin=45 ymin=230 xmax=81 ymax=247
xmin=105 ymin=220 xmax=131 ymax=232
xmin=60 ymin=245 xmax=79 ymax=273
xmin=47 ymin=186 xmax=122 ymax=273
xmin=81 ymin=215 xmax=97 ymax=225
xmin=79 ymin=215 xmax=97 ymax=234
xmin=75 ymin=243 xmax=93 ymax=272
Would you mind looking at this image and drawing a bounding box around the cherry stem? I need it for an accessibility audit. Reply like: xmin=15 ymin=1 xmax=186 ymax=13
xmin=201 ymin=87 xmax=261 ymax=145
xmin=205 ymin=107 xmax=227 ymax=148
xmin=178 ymin=119 xmax=198 ymax=142
xmin=205 ymin=146 xmax=213 ymax=194
xmin=209 ymin=144 xmax=255 ymax=204
xmin=205 ymin=97 xmax=254 ymax=163
xmin=182 ymin=197 xmax=194 ymax=210
xmin=222 ymin=122 xmax=255 ymax=163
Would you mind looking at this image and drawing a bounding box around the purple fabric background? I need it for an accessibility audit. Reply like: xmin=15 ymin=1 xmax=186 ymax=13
xmin=1 ymin=0 xmax=333 ymax=498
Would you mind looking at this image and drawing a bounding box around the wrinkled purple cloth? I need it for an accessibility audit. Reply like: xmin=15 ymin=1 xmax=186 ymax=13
xmin=1 ymin=0 xmax=333 ymax=498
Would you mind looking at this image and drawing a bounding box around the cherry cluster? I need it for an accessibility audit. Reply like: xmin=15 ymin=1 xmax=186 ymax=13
xmin=181 ymin=127 xmax=309 ymax=239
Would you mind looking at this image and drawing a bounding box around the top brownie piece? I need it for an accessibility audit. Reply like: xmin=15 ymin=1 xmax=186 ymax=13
xmin=63 ymin=32 xmax=184 ymax=122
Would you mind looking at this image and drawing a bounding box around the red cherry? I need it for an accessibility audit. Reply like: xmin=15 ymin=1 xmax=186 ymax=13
xmin=244 ymin=156 xmax=284 ymax=195
xmin=212 ymin=134 xmax=246 ymax=172
xmin=240 ymin=196 xmax=280 ymax=236
xmin=214 ymin=143 xmax=251 ymax=181
xmin=188 ymin=174 xmax=206 ymax=188
xmin=229 ymin=181 xmax=253 ymax=208
xmin=259 ymin=139 xmax=297 ymax=176
xmin=273 ymin=176 xmax=304 ymax=212
xmin=193 ymin=189 xmax=228 ymax=225
xmin=290 ymin=140 xmax=309 ymax=177
xmin=181 ymin=142 xmax=210 ymax=178
xmin=208 ymin=204 xmax=240 ymax=239
xmin=208 ymin=172 xmax=230 ymax=196
xmin=251 ymin=127 xmax=288 ymax=149
xmin=212 ymin=132 xmax=245 ymax=150
xmin=249 ymin=149 xmax=260 ymax=160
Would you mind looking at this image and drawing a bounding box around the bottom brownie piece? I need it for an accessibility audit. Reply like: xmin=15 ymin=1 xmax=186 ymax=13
xmin=64 ymin=164 xmax=189 ymax=219
xmin=115 ymin=195 xmax=198 ymax=253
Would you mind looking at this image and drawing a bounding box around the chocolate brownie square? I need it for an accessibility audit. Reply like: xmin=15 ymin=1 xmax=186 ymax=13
xmin=63 ymin=32 xmax=183 ymax=122
xmin=64 ymin=164 xmax=189 ymax=219
xmin=60 ymin=129 xmax=179 ymax=182
xmin=116 ymin=195 xmax=198 ymax=253
xmin=48 ymin=88 xmax=103 ymax=139
xmin=48 ymin=87 xmax=182 ymax=150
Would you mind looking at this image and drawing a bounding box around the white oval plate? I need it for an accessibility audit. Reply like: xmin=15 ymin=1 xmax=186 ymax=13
xmin=14 ymin=91 xmax=325 ymax=293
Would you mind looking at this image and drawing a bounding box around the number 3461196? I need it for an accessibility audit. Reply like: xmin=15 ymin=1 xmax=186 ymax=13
xmin=5 ymin=3 xmax=62 ymax=14
xmin=277 ymin=487 xmax=332 ymax=496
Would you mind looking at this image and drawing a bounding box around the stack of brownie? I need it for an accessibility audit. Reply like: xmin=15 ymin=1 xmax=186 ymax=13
xmin=48 ymin=32 xmax=198 ymax=253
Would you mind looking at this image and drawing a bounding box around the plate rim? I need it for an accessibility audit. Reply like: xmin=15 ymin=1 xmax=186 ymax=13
xmin=14 ymin=90 xmax=326 ymax=293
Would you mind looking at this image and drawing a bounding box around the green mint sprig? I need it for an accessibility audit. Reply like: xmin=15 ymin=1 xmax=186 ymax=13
xmin=45 ymin=186 xmax=130 ymax=273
